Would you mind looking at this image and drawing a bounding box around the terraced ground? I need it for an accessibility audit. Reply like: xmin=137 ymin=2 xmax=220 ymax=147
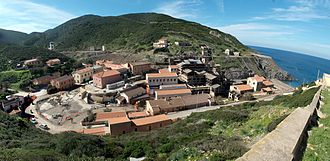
xmin=303 ymin=88 xmax=330 ymax=161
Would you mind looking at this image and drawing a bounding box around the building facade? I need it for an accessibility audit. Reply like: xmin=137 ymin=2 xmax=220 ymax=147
xmin=93 ymin=70 xmax=122 ymax=88
xmin=50 ymin=75 xmax=75 ymax=90
xmin=127 ymin=62 xmax=152 ymax=75
xmin=155 ymin=89 xmax=191 ymax=100
xmin=24 ymin=58 xmax=41 ymax=67
xmin=73 ymin=68 xmax=94 ymax=84
xmin=46 ymin=59 xmax=61 ymax=67
xmin=32 ymin=72 xmax=60 ymax=86
xmin=146 ymin=73 xmax=178 ymax=87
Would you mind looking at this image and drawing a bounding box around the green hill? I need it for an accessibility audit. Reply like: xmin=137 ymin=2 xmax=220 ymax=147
xmin=23 ymin=13 xmax=248 ymax=53
xmin=0 ymin=43 xmax=71 ymax=72
xmin=0 ymin=29 xmax=29 ymax=45
xmin=0 ymin=13 xmax=292 ymax=80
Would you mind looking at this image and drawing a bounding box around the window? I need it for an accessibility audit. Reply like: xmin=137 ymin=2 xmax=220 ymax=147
xmin=123 ymin=131 xmax=125 ymax=134
xmin=149 ymin=126 xmax=151 ymax=131
xmin=160 ymin=123 xmax=162 ymax=127
xmin=135 ymin=128 xmax=137 ymax=131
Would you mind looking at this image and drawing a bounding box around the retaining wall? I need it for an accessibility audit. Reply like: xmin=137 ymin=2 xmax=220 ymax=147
xmin=237 ymin=87 xmax=322 ymax=161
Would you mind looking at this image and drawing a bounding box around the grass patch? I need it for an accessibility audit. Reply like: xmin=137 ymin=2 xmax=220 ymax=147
xmin=303 ymin=88 xmax=330 ymax=161
xmin=0 ymin=70 xmax=32 ymax=90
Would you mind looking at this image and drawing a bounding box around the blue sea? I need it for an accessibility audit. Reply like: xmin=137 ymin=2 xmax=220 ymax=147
xmin=249 ymin=46 xmax=330 ymax=87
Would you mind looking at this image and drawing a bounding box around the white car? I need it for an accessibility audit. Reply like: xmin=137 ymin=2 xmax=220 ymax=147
xmin=31 ymin=118 xmax=38 ymax=124
xmin=39 ymin=124 xmax=49 ymax=130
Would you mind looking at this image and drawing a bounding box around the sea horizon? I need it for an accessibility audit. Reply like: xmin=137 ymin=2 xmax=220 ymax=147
xmin=249 ymin=46 xmax=330 ymax=87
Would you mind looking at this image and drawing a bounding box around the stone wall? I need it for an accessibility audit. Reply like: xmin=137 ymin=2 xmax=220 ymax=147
xmin=236 ymin=87 xmax=322 ymax=161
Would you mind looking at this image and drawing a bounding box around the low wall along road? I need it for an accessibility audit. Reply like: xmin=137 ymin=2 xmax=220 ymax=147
xmin=236 ymin=86 xmax=323 ymax=161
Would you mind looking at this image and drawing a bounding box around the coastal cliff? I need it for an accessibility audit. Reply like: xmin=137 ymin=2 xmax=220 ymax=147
xmin=221 ymin=55 xmax=293 ymax=81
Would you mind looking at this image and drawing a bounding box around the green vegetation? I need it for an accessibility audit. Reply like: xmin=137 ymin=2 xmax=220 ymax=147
xmin=0 ymin=70 xmax=32 ymax=90
xmin=303 ymin=88 xmax=330 ymax=161
xmin=21 ymin=13 xmax=248 ymax=54
xmin=0 ymin=87 xmax=320 ymax=161
xmin=0 ymin=43 xmax=71 ymax=72
xmin=261 ymin=87 xmax=320 ymax=108
xmin=0 ymin=29 xmax=28 ymax=45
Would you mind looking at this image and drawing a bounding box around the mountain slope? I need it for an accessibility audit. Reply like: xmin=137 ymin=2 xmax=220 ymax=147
xmin=0 ymin=43 xmax=71 ymax=71
xmin=23 ymin=13 xmax=248 ymax=53
xmin=0 ymin=13 xmax=292 ymax=80
xmin=0 ymin=29 xmax=29 ymax=45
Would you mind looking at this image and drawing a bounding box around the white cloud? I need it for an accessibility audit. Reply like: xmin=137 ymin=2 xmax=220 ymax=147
xmin=253 ymin=1 xmax=329 ymax=21
xmin=153 ymin=0 xmax=203 ymax=19
xmin=0 ymin=0 xmax=76 ymax=33
xmin=217 ymin=0 xmax=225 ymax=13
xmin=216 ymin=23 xmax=294 ymax=41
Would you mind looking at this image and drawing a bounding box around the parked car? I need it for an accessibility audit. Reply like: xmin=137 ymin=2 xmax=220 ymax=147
xmin=31 ymin=118 xmax=38 ymax=124
xmin=39 ymin=124 xmax=49 ymax=130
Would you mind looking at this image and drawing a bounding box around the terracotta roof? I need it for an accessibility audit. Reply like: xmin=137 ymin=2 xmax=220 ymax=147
xmin=181 ymin=94 xmax=211 ymax=107
xmin=262 ymin=80 xmax=274 ymax=86
xmin=33 ymin=75 xmax=52 ymax=82
xmin=168 ymin=97 xmax=185 ymax=108
xmin=107 ymin=116 xmax=131 ymax=124
xmin=236 ymin=84 xmax=254 ymax=91
xmin=251 ymin=75 xmax=266 ymax=82
xmin=93 ymin=70 xmax=120 ymax=78
xmin=80 ymin=127 xmax=106 ymax=135
xmin=156 ymin=89 xmax=191 ymax=96
xmin=132 ymin=114 xmax=171 ymax=126
xmin=169 ymin=65 xmax=178 ymax=69
xmin=104 ymin=63 xmax=127 ymax=70
xmin=159 ymin=68 xmax=171 ymax=73
xmin=75 ymin=68 xmax=92 ymax=74
xmin=147 ymin=99 xmax=170 ymax=109
xmin=146 ymin=72 xmax=177 ymax=78
xmin=148 ymin=97 xmax=185 ymax=110
xmin=52 ymin=75 xmax=73 ymax=82
xmin=122 ymin=87 xmax=146 ymax=99
xmin=262 ymin=87 xmax=273 ymax=92
xmin=95 ymin=111 xmax=127 ymax=121
xmin=128 ymin=111 xmax=149 ymax=119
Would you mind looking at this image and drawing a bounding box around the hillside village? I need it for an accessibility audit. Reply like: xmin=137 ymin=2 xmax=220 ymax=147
xmin=0 ymin=11 xmax=329 ymax=161
xmin=0 ymin=38 xmax=288 ymax=136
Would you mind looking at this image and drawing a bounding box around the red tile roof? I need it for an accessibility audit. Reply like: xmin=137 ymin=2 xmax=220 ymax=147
xmin=132 ymin=114 xmax=171 ymax=126
xmin=252 ymin=75 xmax=266 ymax=82
xmin=262 ymin=87 xmax=273 ymax=92
xmin=93 ymin=70 xmax=120 ymax=78
xmin=75 ymin=68 xmax=92 ymax=74
xmin=236 ymin=84 xmax=254 ymax=91
xmin=156 ymin=89 xmax=191 ymax=96
xmin=95 ymin=111 xmax=127 ymax=121
xmin=128 ymin=111 xmax=149 ymax=119
xmin=169 ymin=65 xmax=178 ymax=69
xmin=159 ymin=68 xmax=171 ymax=73
xmin=80 ymin=127 xmax=106 ymax=135
xmin=262 ymin=80 xmax=274 ymax=87
xmin=146 ymin=72 xmax=177 ymax=78
xmin=107 ymin=117 xmax=131 ymax=124
xmin=51 ymin=75 xmax=73 ymax=83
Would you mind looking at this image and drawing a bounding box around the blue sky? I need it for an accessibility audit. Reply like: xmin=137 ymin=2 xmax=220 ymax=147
xmin=0 ymin=0 xmax=329 ymax=59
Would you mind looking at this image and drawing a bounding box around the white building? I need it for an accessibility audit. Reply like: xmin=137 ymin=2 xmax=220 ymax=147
xmin=323 ymin=73 xmax=330 ymax=87
xmin=48 ymin=42 xmax=55 ymax=50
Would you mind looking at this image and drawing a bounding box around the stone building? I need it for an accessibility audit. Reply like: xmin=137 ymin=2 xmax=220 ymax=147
xmin=50 ymin=75 xmax=75 ymax=90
